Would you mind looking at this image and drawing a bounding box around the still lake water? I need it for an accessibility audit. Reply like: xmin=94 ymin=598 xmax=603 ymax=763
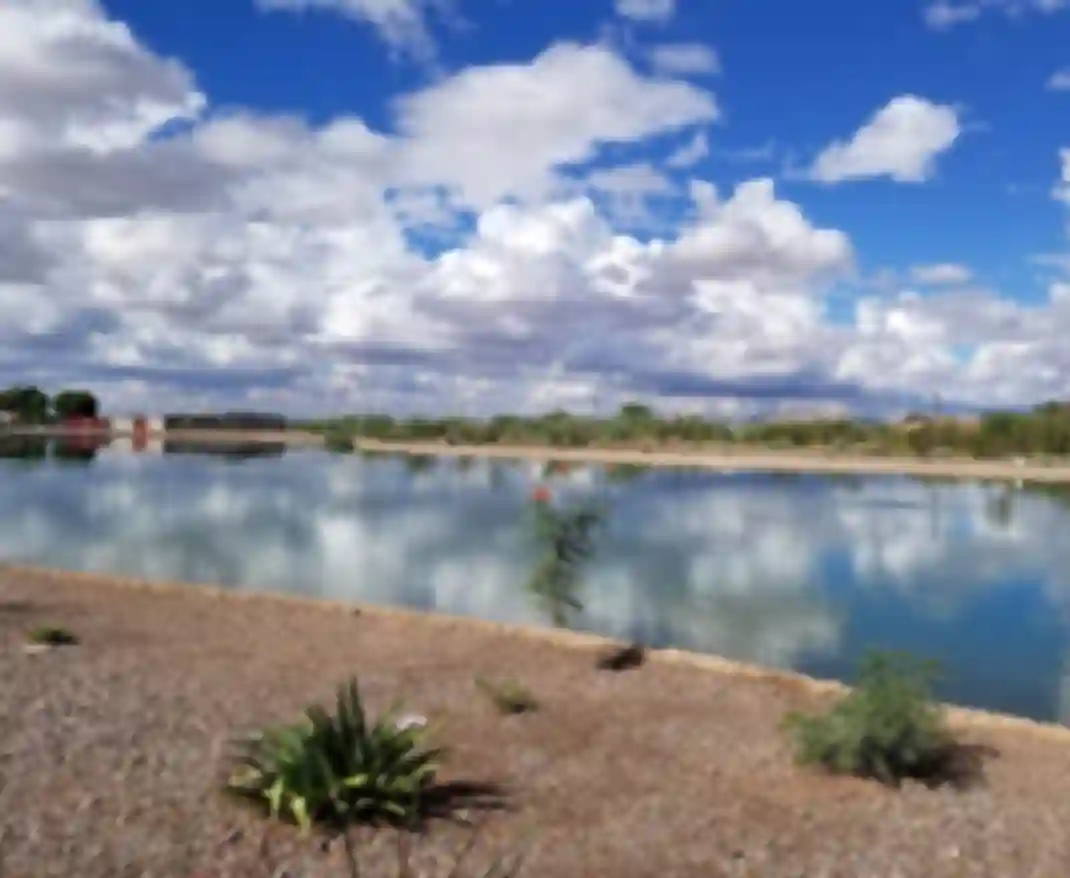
xmin=3 ymin=441 xmax=1070 ymax=723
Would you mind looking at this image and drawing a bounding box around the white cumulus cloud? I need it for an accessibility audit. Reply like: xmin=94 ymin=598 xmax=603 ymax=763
xmin=392 ymin=42 xmax=718 ymax=208
xmin=1047 ymin=69 xmax=1070 ymax=90
xmin=648 ymin=43 xmax=720 ymax=75
xmin=1057 ymin=148 xmax=1070 ymax=208
xmin=810 ymin=95 xmax=962 ymax=184
xmin=255 ymin=0 xmax=450 ymax=62
xmin=2 ymin=0 xmax=1070 ymax=419
xmin=924 ymin=0 xmax=1068 ymax=29
xmin=910 ymin=263 xmax=974 ymax=285
xmin=615 ymin=0 xmax=676 ymax=23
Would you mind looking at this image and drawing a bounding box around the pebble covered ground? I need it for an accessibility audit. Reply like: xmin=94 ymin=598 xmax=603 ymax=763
xmin=3 ymin=566 xmax=1070 ymax=877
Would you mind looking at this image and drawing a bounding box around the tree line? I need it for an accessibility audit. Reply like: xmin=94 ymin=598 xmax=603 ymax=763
xmin=302 ymin=400 xmax=1070 ymax=460
xmin=0 ymin=385 xmax=99 ymax=424
xmin=8 ymin=381 xmax=1070 ymax=459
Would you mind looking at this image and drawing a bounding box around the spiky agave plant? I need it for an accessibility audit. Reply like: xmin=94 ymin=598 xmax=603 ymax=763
xmin=225 ymin=678 xmax=443 ymax=833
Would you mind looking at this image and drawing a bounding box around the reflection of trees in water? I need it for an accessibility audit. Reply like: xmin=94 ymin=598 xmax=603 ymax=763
xmin=52 ymin=440 xmax=102 ymax=464
xmin=1022 ymin=482 xmax=1070 ymax=509
xmin=0 ymin=437 xmax=48 ymax=461
xmin=403 ymin=454 xmax=437 ymax=474
xmin=604 ymin=463 xmax=650 ymax=485
xmin=524 ymin=497 xmax=604 ymax=628
xmin=162 ymin=441 xmax=286 ymax=459
xmin=0 ymin=437 xmax=105 ymax=464
xmin=983 ymin=485 xmax=1016 ymax=531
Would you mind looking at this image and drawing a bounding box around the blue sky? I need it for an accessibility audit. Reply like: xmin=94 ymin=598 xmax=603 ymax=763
xmin=1 ymin=0 xmax=1069 ymax=417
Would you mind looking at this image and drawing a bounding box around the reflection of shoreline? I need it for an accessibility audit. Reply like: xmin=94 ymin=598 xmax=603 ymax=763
xmin=1 ymin=426 xmax=322 ymax=446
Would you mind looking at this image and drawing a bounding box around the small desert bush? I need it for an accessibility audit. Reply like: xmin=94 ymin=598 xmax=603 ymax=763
xmin=225 ymin=678 xmax=442 ymax=832
xmin=27 ymin=624 xmax=78 ymax=646
xmin=475 ymin=677 xmax=539 ymax=715
xmin=782 ymin=651 xmax=953 ymax=785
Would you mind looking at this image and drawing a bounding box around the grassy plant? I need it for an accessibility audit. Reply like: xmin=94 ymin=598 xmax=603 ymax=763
xmin=781 ymin=651 xmax=954 ymax=785
xmin=475 ymin=677 xmax=539 ymax=715
xmin=225 ymin=678 xmax=442 ymax=833
xmin=27 ymin=624 xmax=78 ymax=646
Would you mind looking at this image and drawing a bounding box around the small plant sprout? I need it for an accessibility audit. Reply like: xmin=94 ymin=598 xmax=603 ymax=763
xmin=27 ymin=625 xmax=78 ymax=647
xmin=475 ymin=677 xmax=539 ymax=715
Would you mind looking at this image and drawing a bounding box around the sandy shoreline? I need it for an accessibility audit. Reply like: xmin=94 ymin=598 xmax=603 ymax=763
xmin=356 ymin=439 xmax=1070 ymax=483
xmin=6 ymin=563 xmax=1070 ymax=876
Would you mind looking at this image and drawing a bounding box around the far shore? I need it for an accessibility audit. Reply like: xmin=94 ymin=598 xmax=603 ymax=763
xmin=354 ymin=438 xmax=1070 ymax=484
xmin=6 ymin=425 xmax=1070 ymax=482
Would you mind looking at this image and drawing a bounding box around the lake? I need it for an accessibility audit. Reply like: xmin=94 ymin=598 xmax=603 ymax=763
xmin=2 ymin=438 xmax=1070 ymax=723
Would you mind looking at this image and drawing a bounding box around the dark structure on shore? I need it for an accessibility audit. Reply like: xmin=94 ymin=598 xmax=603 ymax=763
xmin=162 ymin=412 xmax=288 ymax=432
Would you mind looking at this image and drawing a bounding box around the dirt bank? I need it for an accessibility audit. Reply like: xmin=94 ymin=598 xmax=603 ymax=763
xmin=3 ymin=564 xmax=1070 ymax=877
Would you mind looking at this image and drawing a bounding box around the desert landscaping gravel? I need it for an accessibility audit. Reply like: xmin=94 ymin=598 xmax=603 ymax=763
xmin=3 ymin=565 xmax=1070 ymax=877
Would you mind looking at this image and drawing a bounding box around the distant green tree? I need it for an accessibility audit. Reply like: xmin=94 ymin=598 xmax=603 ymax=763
xmin=0 ymin=385 xmax=51 ymax=424
xmin=52 ymin=389 xmax=99 ymax=420
xmin=618 ymin=402 xmax=653 ymax=421
xmin=301 ymin=399 xmax=1070 ymax=460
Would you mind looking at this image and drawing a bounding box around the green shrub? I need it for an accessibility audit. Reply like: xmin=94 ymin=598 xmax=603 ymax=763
xmin=781 ymin=651 xmax=953 ymax=785
xmin=475 ymin=677 xmax=539 ymax=715
xmin=27 ymin=624 xmax=78 ymax=646
xmin=225 ymin=678 xmax=442 ymax=832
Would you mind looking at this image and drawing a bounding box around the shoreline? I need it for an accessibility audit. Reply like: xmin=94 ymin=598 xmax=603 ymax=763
xmin=4 ymin=561 xmax=1069 ymax=743
xmin=355 ymin=439 xmax=1070 ymax=483
xmin=5 ymin=426 xmax=1070 ymax=483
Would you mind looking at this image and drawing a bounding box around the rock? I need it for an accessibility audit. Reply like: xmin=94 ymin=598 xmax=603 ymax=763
xmin=596 ymin=643 xmax=646 ymax=672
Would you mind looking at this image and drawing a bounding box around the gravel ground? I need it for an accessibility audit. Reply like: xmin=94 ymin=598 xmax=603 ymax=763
xmin=3 ymin=567 xmax=1070 ymax=878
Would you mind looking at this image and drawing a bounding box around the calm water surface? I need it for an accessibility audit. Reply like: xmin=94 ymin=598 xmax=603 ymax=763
xmin=2 ymin=441 xmax=1070 ymax=722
